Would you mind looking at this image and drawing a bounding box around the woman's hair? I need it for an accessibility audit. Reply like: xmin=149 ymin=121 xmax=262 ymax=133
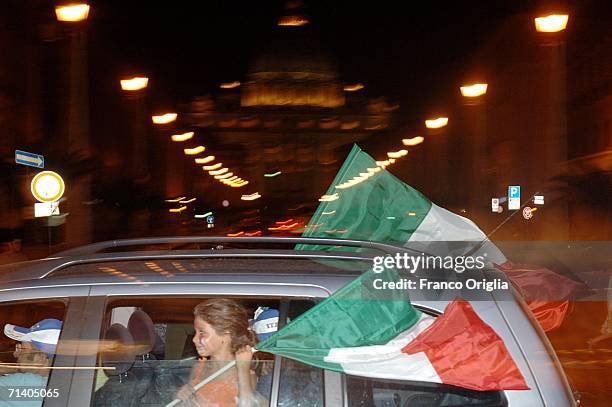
xmin=194 ymin=299 xmax=256 ymax=353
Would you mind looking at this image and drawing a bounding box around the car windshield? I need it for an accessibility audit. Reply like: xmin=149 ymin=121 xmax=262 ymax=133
xmin=0 ymin=1 xmax=611 ymax=406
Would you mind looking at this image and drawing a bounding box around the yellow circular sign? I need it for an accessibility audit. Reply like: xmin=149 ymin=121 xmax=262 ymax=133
xmin=31 ymin=171 xmax=65 ymax=203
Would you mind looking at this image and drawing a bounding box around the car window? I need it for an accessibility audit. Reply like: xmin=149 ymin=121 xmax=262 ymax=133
xmin=346 ymin=374 xmax=506 ymax=407
xmin=89 ymin=297 xmax=279 ymax=407
xmin=0 ymin=299 xmax=66 ymax=404
xmin=276 ymin=300 xmax=325 ymax=407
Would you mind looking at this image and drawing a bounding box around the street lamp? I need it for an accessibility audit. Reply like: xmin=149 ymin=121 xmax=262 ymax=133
xmin=120 ymin=77 xmax=148 ymax=91
xmin=425 ymin=117 xmax=448 ymax=129
xmin=152 ymin=113 xmax=178 ymax=124
xmin=55 ymin=3 xmax=90 ymax=22
xmin=534 ymin=14 xmax=569 ymax=33
xmin=460 ymin=83 xmax=488 ymax=98
xmin=402 ymin=136 xmax=424 ymax=146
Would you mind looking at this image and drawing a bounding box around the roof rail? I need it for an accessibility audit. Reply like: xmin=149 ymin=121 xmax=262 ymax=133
xmin=55 ymin=236 xmax=410 ymax=257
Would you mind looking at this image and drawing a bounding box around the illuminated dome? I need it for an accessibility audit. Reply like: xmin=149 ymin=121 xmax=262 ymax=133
xmin=241 ymin=25 xmax=344 ymax=108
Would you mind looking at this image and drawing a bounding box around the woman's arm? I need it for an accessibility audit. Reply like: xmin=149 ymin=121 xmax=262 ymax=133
xmin=235 ymin=346 xmax=255 ymax=403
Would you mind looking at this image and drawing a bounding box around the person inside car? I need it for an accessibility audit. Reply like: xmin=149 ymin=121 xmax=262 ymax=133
xmin=176 ymin=299 xmax=265 ymax=406
xmin=0 ymin=319 xmax=62 ymax=406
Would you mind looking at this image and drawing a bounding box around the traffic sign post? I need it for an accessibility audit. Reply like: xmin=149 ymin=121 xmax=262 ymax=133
xmin=491 ymin=198 xmax=499 ymax=213
xmin=508 ymin=185 xmax=521 ymax=210
xmin=15 ymin=150 xmax=44 ymax=168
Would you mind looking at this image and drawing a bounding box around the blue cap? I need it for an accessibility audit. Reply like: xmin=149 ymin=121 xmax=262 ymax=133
xmin=252 ymin=307 xmax=279 ymax=341
xmin=4 ymin=319 xmax=62 ymax=357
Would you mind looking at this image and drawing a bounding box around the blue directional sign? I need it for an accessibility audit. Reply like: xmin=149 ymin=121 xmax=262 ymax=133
xmin=206 ymin=215 xmax=215 ymax=224
xmin=15 ymin=150 xmax=44 ymax=168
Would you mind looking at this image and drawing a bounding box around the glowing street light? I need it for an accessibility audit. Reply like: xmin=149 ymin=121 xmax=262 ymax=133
xmin=343 ymin=83 xmax=364 ymax=92
xmin=209 ymin=167 xmax=229 ymax=176
xmin=534 ymin=14 xmax=569 ymax=33
xmin=460 ymin=83 xmax=488 ymax=98
xmin=152 ymin=113 xmax=177 ymax=124
xmin=194 ymin=155 xmax=215 ymax=164
xmin=215 ymin=172 xmax=233 ymax=180
xmin=220 ymin=81 xmax=241 ymax=89
xmin=184 ymin=146 xmax=205 ymax=155
xmin=55 ymin=3 xmax=90 ymax=22
xmin=402 ymin=136 xmax=424 ymax=146
xmin=171 ymin=132 xmax=194 ymax=142
xmin=425 ymin=117 xmax=448 ymax=129
xmin=203 ymin=163 xmax=222 ymax=171
xmin=120 ymin=77 xmax=148 ymax=91
xmin=241 ymin=192 xmax=261 ymax=201
xmin=387 ymin=150 xmax=408 ymax=159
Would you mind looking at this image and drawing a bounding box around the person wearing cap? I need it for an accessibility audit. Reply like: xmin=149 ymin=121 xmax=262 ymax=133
xmin=0 ymin=319 xmax=62 ymax=407
xmin=251 ymin=307 xmax=279 ymax=399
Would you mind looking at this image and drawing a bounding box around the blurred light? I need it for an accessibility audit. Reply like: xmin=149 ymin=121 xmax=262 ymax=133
xmin=165 ymin=196 xmax=186 ymax=203
xmin=425 ymin=117 xmax=448 ymax=129
xmin=120 ymin=77 xmax=148 ymax=91
xmin=220 ymin=81 xmax=241 ymax=89
xmin=152 ymin=113 xmax=178 ymax=124
xmin=209 ymin=167 xmax=229 ymax=176
xmin=387 ymin=150 xmax=408 ymax=159
xmin=343 ymin=83 xmax=364 ymax=92
xmin=169 ymin=206 xmax=187 ymax=213
xmin=215 ymin=172 xmax=233 ymax=180
xmin=195 ymin=155 xmax=215 ymax=164
xmin=55 ymin=3 xmax=90 ymax=22
xmin=278 ymin=15 xmax=309 ymax=26
xmin=402 ymin=136 xmax=424 ymax=146
xmin=275 ymin=219 xmax=294 ymax=225
xmin=222 ymin=200 xmax=230 ymax=207
xmin=534 ymin=14 xmax=569 ymax=32
xmin=230 ymin=181 xmax=248 ymax=187
xmin=268 ymin=222 xmax=301 ymax=231
xmin=203 ymin=163 xmax=222 ymax=171
xmin=227 ymin=231 xmax=245 ymax=237
xmin=319 ymin=193 xmax=339 ymax=202
xmin=224 ymin=176 xmax=239 ymax=182
xmin=264 ymin=171 xmax=282 ymax=178
xmin=388 ymin=158 xmax=396 ymax=164
xmin=241 ymin=192 xmax=261 ymax=201
xmin=408 ymin=212 xmax=416 ymax=216
xmin=179 ymin=198 xmax=196 ymax=204
xmin=375 ymin=160 xmax=391 ymax=167
xmin=460 ymin=83 xmax=488 ymax=97
xmin=184 ymin=146 xmax=205 ymax=155
xmin=367 ymin=167 xmax=382 ymax=173
xmin=387 ymin=216 xmax=396 ymax=220
xmin=245 ymin=230 xmax=262 ymax=237
xmin=171 ymin=132 xmax=194 ymax=142
xmin=322 ymin=210 xmax=336 ymax=215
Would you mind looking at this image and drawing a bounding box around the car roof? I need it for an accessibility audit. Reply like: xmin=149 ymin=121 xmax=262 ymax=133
xmin=0 ymin=236 xmax=405 ymax=287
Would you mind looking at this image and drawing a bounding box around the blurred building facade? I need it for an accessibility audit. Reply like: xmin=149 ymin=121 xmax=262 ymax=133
xmin=436 ymin=11 xmax=611 ymax=240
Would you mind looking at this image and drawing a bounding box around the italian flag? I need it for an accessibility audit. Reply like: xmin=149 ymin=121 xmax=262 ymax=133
xmin=297 ymin=144 xmax=506 ymax=264
xmin=255 ymin=265 xmax=529 ymax=391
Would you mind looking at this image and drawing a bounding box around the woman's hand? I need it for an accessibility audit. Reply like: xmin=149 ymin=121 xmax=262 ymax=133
xmin=176 ymin=384 xmax=198 ymax=406
xmin=235 ymin=345 xmax=253 ymax=363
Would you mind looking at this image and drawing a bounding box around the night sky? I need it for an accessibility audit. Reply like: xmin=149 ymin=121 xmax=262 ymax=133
xmin=85 ymin=1 xmax=543 ymax=119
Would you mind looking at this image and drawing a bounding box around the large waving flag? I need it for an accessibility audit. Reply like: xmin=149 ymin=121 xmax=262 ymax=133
xmin=297 ymin=144 xmax=506 ymax=263
xmin=255 ymin=265 xmax=528 ymax=391
xmin=298 ymin=144 xmax=579 ymax=332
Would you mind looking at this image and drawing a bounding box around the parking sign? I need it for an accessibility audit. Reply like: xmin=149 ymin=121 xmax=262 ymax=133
xmin=508 ymin=185 xmax=521 ymax=210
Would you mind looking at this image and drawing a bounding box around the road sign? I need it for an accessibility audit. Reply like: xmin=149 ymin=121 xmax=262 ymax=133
xmin=491 ymin=198 xmax=499 ymax=212
xmin=206 ymin=215 xmax=215 ymax=224
xmin=31 ymin=171 xmax=65 ymax=203
xmin=15 ymin=150 xmax=44 ymax=168
xmin=34 ymin=202 xmax=60 ymax=218
xmin=508 ymin=185 xmax=521 ymax=210
xmin=523 ymin=206 xmax=534 ymax=220
xmin=534 ymin=195 xmax=544 ymax=205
